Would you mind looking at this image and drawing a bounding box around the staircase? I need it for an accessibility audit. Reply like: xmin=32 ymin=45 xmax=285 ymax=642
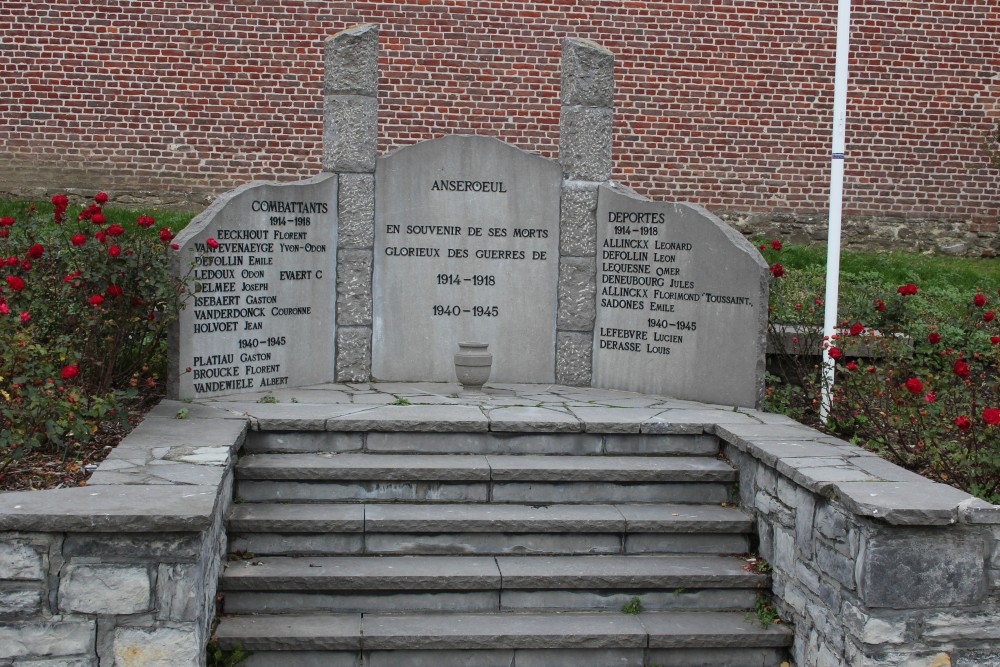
xmin=214 ymin=392 xmax=793 ymax=667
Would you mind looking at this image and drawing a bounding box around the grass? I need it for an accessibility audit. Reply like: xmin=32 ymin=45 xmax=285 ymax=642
xmin=0 ymin=197 xmax=196 ymax=234
xmin=773 ymin=244 xmax=1000 ymax=294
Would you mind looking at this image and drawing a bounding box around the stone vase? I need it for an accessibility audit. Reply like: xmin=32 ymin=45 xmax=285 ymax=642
xmin=454 ymin=342 xmax=492 ymax=393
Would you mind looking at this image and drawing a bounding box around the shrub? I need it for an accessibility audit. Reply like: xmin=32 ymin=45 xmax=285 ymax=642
xmin=761 ymin=240 xmax=1000 ymax=503
xmin=0 ymin=193 xmax=186 ymax=466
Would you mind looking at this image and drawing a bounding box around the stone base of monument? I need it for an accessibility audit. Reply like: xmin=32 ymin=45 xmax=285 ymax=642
xmin=212 ymin=382 xmax=794 ymax=666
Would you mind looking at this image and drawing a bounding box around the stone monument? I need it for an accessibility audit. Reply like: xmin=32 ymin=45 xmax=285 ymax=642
xmin=169 ymin=25 xmax=769 ymax=408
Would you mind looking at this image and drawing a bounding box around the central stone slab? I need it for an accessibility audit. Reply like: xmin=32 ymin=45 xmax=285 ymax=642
xmin=373 ymin=136 xmax=560 ymax=382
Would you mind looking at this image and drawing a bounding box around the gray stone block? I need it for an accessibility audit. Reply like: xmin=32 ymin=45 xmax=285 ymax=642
xmin=0 ymin=588 xmax=43 ymax=619
xmin=58 ymin=564 xmax=151 ymax=615
xmin=326 ymin=404 xmax=489 ymax=432
xmin=0 ymin=541 xmax=44 ymax=580
xmin=815 ymin=541 xmax=856 ymax=591
xmin=640 ymin=611 xmax=793 ymax=648
xmin=0 ymin=620 xmax=95 ymax=659
xmin=644 ymin=647 xmax=789 ymax=667
xmin=364 ymin=431 xmax=604 ymax=455
xmin=615 ymin=504 xmax=753 ymax=534
xmin=237 ymin=480 xmax=489 ymax=504
xmin=501 ymin=588 xmax=756 ymax=613
xmin=336 ymin=248 xmax=373 ymax=326
xmin=492 ymin=481 xmax=729 ymax=504
xmin=112 ymin=625 xmax=203 ymax=666
xmin=324 ymin=24 xmax=378 ymax=96
xmin=239 ymin=452 xmax=491 ymax=481
xmin=860 ymin=531 xmax=988 ymax=608
xmin=604 ymin=433 xmax=719 ymax=455
xmin=243 ymin=651 xmax=361 ymax=667
xmin=335 ymin=326 xmax=372 ymax=382
xmin=156 ymin=563 xmax=202 ymax=621
xmin=229 ymin=503 xmax=364 ymax=533
xmin=216 ymin=613 xmax=363 ymax=651
xmin=835 ymin=480 xmax=977 ymax=525
xmin=364 ymin=502 xmax=625 ymax=533
xmin=323 ymin=95 xmax=377 ymax=173
xmin=557 ymin=256 xmax=596 ymax=331
xmin=561 ymin=37 xmax=614 ymax=107
xmin=516 ymin=648 xmax=644 ymax=667
xmin=244 ymin=431 xmax=364 ymax=454
xmin=556 ymin=331 xmax=592 ymax=386
xmin=559 ymin=182 xmax=598 ymax=257
xmin=486 ymin=454 xmax=735 ymax=482
xmin=337 ymin=173 xmax=375 ymax=248
xmin=559 ymin=106 xmax=613 ymax=181
xmin=63 ymin=532 xmax=202 ymax=560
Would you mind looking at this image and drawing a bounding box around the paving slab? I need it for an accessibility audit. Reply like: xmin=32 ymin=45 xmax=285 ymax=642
xmin=227 ymin=503 xmax=364 ymax=533
xmin=501 ymin=588 xmax=757 ymax=613
xmin=214 ymin=613 xmax=362 ymax=651
xmin=639 ymin=611 xmax=794 ymax=648
xmin=486 ymin=455 xmax=736 ymax=482
xmin=495 ymin=555 xmax=767 ymax=589
xmin=833 ymin=481 xmax=977 ymax=525
xmin=492 ymin=481 xmax=730 ymax=504
xmin=567 ymin=406 xmax=670 ymax=433
xmin=237 ymin=453 xmax=491 ymax=480
xmin=485 ymin=406 xmax=583 ymax=432
xmin=236 ymin=480 xmax=489 ymax=503
xmin=603 ymin=433 xmax=719 ymax=456
xmin=227 ymin=590 xmax=499 ymax=615
xmin=364 ymin=649 xmax=514 ymax=667
xmin=228 ymin=404 xmax=375 ymax=430
xmin=361 ymin=612 xmax=648 ymax=649
xmin=221 ymin=556 xmax=500 ymax=590
xmin=615 ymin=504 xmax=754 ymax=533
xmin=364 ymin=532 xmax=625 ymax=556
xmin=365 ymin=432 xmax=605 ymax=455
xmin=227 ymin=533 xmax=364 ymax=556
xmin=363 ymin=503 xmax=626 ymax=533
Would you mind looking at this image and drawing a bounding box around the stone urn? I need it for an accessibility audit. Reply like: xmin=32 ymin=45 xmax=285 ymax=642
xmin=454 ymin=342 xmax=492 ymax=393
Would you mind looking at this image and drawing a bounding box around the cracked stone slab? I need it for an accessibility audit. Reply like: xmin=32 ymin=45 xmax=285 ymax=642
xmin=833 ymin=481 xmax=977 ymax=525
xmin=714 ymin=423 xmax=826 ymax=448
xmin=567 ymin=407 xmax=669 ymax=433
xmin=485 ymin=407 xmax=582 ymax=433
xmin=147 ymin=399 xmax=250 ymax=420
xmin=738 ymin=439 xmax=860 ymax=468
xmin=778 ymin=464 xmax=880 ymax=494
xmin=0 ymin=485 xmax=219 ymax=532
xmin=227 ymin=404 xmax=377 ymax=431
xmin=327 ymin=405 xmax=490 ymax=432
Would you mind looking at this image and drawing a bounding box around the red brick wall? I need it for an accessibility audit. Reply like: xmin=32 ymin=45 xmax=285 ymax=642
xmin=1 ymin=1 xmax=997 ymax=222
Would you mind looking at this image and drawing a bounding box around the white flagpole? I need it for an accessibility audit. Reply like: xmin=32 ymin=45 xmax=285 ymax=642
xmin=821 ymin=0 xmax=852 ymax=423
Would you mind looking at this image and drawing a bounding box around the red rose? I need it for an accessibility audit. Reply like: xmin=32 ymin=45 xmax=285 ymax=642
xmin=20 ymin=260 xmax=31 ymax=271
xmin=6 ymin=257 xmax=18 ymax=266
xmin=159 ymin=227 xmax=174 ymax=243
xmin=770 ymin=264 xmax=784 ymax=278
xmin=61 ymin=365 xmax=79 ymax=380
xmin=51 ymin=194 xmax=69 ymax=210
xmin=897 ymin=283 xmax=918 ymax=296
xmin=849 ymin=323 xmax=864 ymax=336
xmin=206 ymin=238 xmax=219 ymax=249
xmin=875 ymin=299 xmax=886 ymax=311
xmin=5 ymin=275 xmax=25 ymax=291
xmin=770 ymin=240 xmax=782 ymax=251
xmin=846 ymin=361 xmax=857 ymax=371
xmin=94 ymin=192 xmax=109 ymax=204
xmin=0 ymin=230 xmax=7 ymax=239
xmin=108 ymin=245 xmax=121 ymax=258
xmin=26 ymin=244 xmax=44 ymax=259
xmin=924 ymin=392 xmax=936 ymax=403
xmin=985 ymin=311 xmax=995 ymax=322
xmin=928 ymin=332 xmax=940 ymax=344
xmin=828 ymin=347 xmax=843 ymax=360
xmin=904 ymin=378 xmax=923 ymax=394
xmin=983 ymin=408 xmax=1000 ymax=426
xmin=88 ymin=295 xmax=104 ymax=307
xmin=170 ymin=243 xmax=180 ymax=250
xmin=759 ymin=244 xmax=766 ymax=251
xmin=137 ymin=214 xmax=155 ymax=228
xmin=974 ymin=293 xmax=987 ymax=307
xmin=0 ymin=217 xmax=13 ymax=227
xmin=106 ymin=284 xmax=123 ymax=297
xmin=955 ymin=415 xmax=972 ymax=430
xmin=91 ymin=213 xmax=106 ymax=225
xmin=19 ymin=311 xmax=29 ymax=323
xmin=991 ymin=336 xmax=1000 ymax=345
xmin=71 ymin=234 xmax=87 ymax=246
xmin=954 ymin=360 xmax=971 ymax=378
xmin=0 ymin=303 xmax=8 ymax=315
xmin=106 ymin=224 xmax=125 ymax=237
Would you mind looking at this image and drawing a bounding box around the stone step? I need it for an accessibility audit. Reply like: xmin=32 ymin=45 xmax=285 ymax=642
xmin=244 ymin=430 xmax=721 ymax=457
xmin=220 ymin=554 xmax=767 ymax=614
xmin=214 ymin=611 xmax=793 ymax=666
xmin=227 ymin=502 xmax=753 ymax=556
xmin=235 ymin=453 xmax=736 ymax=504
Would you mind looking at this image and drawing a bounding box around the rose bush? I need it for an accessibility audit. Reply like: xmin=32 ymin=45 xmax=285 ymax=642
xmin=1 ymin=193 xmax=188 ymax=468
xmin=762 ymin=239 xmax=1000 ymax=503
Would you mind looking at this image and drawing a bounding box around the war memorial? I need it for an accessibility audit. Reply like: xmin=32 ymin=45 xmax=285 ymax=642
xmin=0 ymin=26 xmax=997 ymax=667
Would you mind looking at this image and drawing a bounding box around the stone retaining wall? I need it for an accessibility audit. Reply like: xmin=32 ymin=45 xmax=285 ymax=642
xmin=0 ymin=401 xmax=246 ymax=667
xmin=718 ymin=420 xmax=1000 ymax=667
